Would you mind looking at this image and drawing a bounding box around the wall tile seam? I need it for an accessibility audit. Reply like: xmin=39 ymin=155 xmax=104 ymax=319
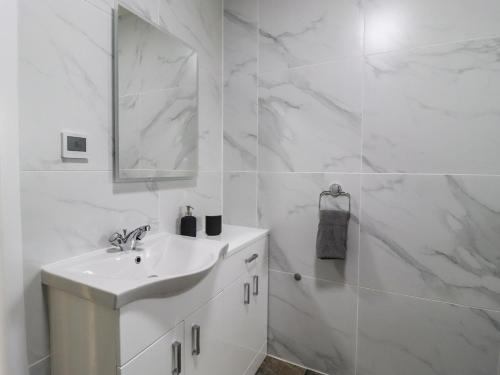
xmin=28 ymin=354 xmax=50 ymax=370
xmin=364 ymin=32 xmax=500 ymax=58
xmin=358 ymin=286 xmax=500 ymax=313
xmin=19 ymin=170 xmax=223 ymax=174
xmin=268 ymin=268 xmax=500 ymax=313
xmin=257 ymin=33 xmax=500 ymax=76
xmin=256 ymin=171 xmax=500 ymax=177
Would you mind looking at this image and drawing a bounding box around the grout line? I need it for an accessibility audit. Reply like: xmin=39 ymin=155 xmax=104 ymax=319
xmin=256 ymin=0 xmax=261 ymax=228
xmin=268 ymin=269 xmax=500 ymax=313
xmin=28 ymin=355 xmax=50 ymax=369
xmin=354 ymin=5 xmax=367 ymax=373
xmin=358 ymin=286 xmax=500 ymax=313
xmin=221 ymin=0 xmax=225 ymax=217
xmin=364 ymin=32 xmax=500 ymax=57
xmin=255 ymin=171 xmax=500 ymax=177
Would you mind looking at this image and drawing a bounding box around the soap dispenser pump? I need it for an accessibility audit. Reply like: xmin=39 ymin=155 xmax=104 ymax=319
xmin=180 ymin=205 xmax=197 ymax=237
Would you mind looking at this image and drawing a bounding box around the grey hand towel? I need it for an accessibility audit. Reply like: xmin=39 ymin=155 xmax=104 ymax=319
xmin=316 ymin=209 xmax=350 ymax=260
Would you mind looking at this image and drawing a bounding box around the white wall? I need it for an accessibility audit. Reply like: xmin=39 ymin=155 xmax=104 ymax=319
xmin=0 ymin=0 xmax=29 ymax=374
xmin=18 ymin=0 xmax=222 ymax=373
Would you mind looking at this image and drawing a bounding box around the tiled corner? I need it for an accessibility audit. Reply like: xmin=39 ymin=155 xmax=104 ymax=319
xmin=268 ymin=270 xmax=357 ymax=375
xmin=357 ymin=288 xmax=500 ymax=375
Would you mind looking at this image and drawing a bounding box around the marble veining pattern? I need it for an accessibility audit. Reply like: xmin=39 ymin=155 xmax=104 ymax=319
xmin=223 ymin=0 xmax=258 ymax=171
xmin=363 ymin=37 xmax=500 ymax=174
xmin=360 ymin=174 xmax=500 ymax=310
xmin=19 ymin=0 xmax=111 ymax=171
xmin=259 ymin=0 xmax=363 ymax=71
xmin=268 ymin=270 xmax=356 ymax=375
xmin=259 ymin=59 xmax=362 ymax=173
xmin=357 ymin=289 xmax=500 ymax=375
xmin=21 ymin=171 xmax=159 ymax=364
xmin=19 ymin=0 xmax=224 ymax=370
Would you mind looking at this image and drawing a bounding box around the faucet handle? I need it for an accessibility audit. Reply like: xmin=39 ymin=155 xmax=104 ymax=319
xmin=109 ymin=232 xmax=125 ymax=248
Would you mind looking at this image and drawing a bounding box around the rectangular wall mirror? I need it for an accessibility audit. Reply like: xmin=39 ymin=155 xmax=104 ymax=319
xmin=113 ymin=4 xmax=199 ymax=181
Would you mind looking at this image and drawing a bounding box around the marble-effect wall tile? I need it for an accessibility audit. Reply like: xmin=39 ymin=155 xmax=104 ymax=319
xmin=360 ymin=174 xmax=500 ymax=310
xmin=19 ymin=0 xmax=111 ymax=171
xmin=363 ymin=38 xmax=500 ymax=174
xmin=223 ymin=0 xmax=258 ymax=171
xmin=259 ymin=59 xmax=362 ymax=173
xmin=357 ymin=289 xmax=500 ymax=375
xmin=364 ymin=0 xmax=500 ymax=54
xmin=223 ymin=172 xmax=258 ymax=227
xmin=21 ymin=171 xmax=159 ymax=364
xmin=259 ymin=173 xmax=360 ymax=285
xmin=268 ymin=270 xmax=357 ymax=375
xmin=259 ymin=0 xmax=363 ymax=71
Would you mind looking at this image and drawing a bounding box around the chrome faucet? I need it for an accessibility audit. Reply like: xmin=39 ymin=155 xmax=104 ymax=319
xmin=108 ymin=225 xmax=151 ymax=251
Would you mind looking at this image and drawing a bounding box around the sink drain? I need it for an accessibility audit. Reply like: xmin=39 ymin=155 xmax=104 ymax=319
xmin=135 ymin=256 xmax=142 ymax=264
xmin=148 ymin=274 xmax=158 ymax=278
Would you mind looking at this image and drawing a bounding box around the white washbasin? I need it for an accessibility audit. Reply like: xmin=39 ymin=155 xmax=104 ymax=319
xmin=41 ymin=233 xmax=228 ymax=308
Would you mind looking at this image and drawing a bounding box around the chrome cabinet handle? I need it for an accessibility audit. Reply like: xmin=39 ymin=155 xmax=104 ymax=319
xmin=245 ymin=253 xmax=258 ymax=264
xmin=253 ymin=275 xmax=259 ymax=296
xmin=244 ymin=282 xmax=250 ymax=304
xmin=192 ymin=325 xmax=200 ymax=356
xmin=172 ymin=341 xmax=182 ymax=374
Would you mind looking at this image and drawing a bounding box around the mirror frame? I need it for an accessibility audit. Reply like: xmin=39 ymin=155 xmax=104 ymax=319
xmin=112 ymin=4 xmax=199 ymax=182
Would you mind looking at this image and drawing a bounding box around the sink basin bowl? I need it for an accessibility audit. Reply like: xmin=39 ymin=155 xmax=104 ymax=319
xmin=41 ymin=233 xmax=228 ymax=308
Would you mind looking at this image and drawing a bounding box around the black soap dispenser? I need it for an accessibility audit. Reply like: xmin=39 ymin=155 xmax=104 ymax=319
xmin=180 ymin=205 xmax=197 ymax=237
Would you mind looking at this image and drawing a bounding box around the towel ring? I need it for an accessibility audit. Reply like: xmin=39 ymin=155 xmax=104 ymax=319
xmin=319 ymin=183 xmax=351 ymax=214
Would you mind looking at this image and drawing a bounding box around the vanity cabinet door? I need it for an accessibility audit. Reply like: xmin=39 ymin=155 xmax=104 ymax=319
xmin=184 ymin=292 xmax=227 ymax=375
xmin=220 ymin=275 xmax=260 ymax=375
xmin=118 ymin=322 xmax=184 ymax=375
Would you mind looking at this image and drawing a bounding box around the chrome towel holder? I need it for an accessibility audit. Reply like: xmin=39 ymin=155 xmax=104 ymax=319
xmin=318 ymin=183 xmax=351 ymax=214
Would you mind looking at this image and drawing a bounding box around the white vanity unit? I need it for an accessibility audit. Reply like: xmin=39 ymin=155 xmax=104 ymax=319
xmin=42 ymin=225 xmax=269 ymax=375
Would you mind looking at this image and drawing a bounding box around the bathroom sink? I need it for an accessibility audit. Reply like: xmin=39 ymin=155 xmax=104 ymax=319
xmin=41 ymin=233 xmax=228 ymax=308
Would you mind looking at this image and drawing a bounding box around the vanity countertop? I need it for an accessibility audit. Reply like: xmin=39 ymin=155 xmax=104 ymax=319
xmin=198 ymin=224 xmax=269 ymax=257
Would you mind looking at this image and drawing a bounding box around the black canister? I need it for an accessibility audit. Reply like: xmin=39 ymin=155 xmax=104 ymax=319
xmin=205 ymin=215 xmax=222 ymax=236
